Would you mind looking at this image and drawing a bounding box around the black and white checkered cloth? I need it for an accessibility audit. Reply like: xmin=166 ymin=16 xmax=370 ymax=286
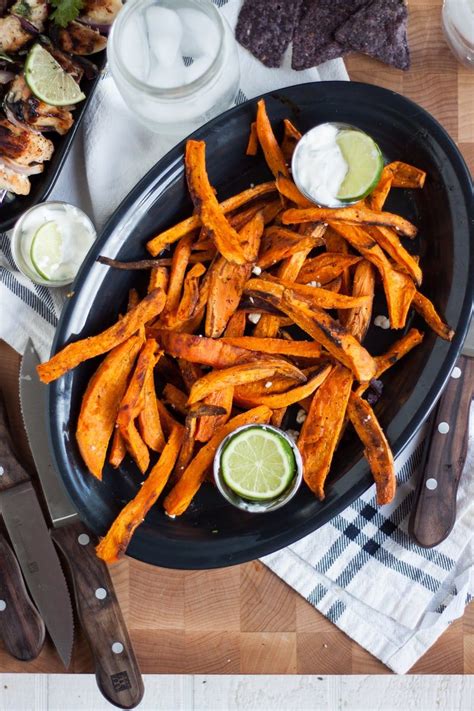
xmin=0 ymin=0 xmax=472 ymax=674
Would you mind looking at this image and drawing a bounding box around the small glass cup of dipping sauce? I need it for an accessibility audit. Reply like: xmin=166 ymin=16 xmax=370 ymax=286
xmin=442 ymin=0 xmax=474 ymax=68
xmin=108 ymin=0 xmax=240 ymax=135
xmin=11 ymin=201 xmax=96 ymax=287
xmin=291 ymin=122 xmax=383 ymax=208
xmin=213 ymin=424 xmax=303 ymax=514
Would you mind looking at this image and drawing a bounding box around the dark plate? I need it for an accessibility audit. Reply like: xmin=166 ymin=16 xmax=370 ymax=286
xmin=0 ymin=51 xmax=106 ymax=233
xmin=48 ymin=82 xmax=473 ymax=569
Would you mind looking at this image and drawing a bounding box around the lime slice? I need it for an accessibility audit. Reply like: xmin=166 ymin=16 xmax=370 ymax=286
xmin=221 ymin=427 xmax=296 ymax=501
xmin=25 ymin=44 xmax=85 ymax=106
xmin=336 ymin=129 xmax=383 ymax=202
xmin=30 ymin=221 xmax=63 ymax=281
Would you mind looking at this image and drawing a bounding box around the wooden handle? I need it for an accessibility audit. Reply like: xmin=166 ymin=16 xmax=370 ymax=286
xmin=0 ymin=530 xmax=45 ymax=661
xmin=409 ymin=355 xmax=474 ymax=547
xmin=0 ymin=399 xmax=29 ymax=492
xmin=51 ymin=521 xmax=144 ymax=709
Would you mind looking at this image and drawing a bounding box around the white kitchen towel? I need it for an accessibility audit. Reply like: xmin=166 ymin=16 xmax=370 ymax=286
xmin=0 ymin=0 xmax=471 ymax=676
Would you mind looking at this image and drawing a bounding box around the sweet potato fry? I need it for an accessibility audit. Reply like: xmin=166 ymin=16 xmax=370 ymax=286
xmin=298 ymin=365 xmax=353 ymax=500
xmin=344 ymin=261 xmax=375 ymax=342
xmin=146 ymin=182 xmax=276 ymax=256
xmin=172 ymin=416 xmax=196 ymax=484
xmin=38 ymin=289 xmax=166 ymax=384
xmin=148 ymin=266 xmax=169 ymax=294
xmin=356 ymin=328 xmax=424 ymax=396
xmin=280 ymin=118 xmax=302 ymax=162
xmin=234 ymin=364 xmax=331 ymax=408
xmin=386 ymin=161 xmax=426 ymax=189
xmin=195 ymin=387 xmax=233 ymax=442
xmin=96 ymin=426 xmax=182 ymax=562
xmin=188 ymin=359 xmax=306 ymax=404
xmin=367 ymin=226 xmax=422 ymax=285
xmin=76 ymin=330 xmax=145 ymax=480
xmin=155 ymin=330 xmax=257 ymax=368
xmin=109 ymin=429 xmax=127 ymax=469
xmin=258 ymin=227 xmax=321 ymax=270
xmin=156 ymin=398 xmax=184 ymax=437
xmin=162 ymin=383 xmax=188 ymax=416
xmin=246 ymin=121 xmax=258 ymax=155
xmin=176 ymin=263 xmax=206 ymax=322
xmin=367 ymin=167 xmax=393 ymax=211
xmin=282 ymin=206 xmax=417 ymax=239
xmin=264 ymin=290 xmax=376 ymax=382
xmin=256 ymin=98 xmax=289 ymax=179
xmin=117 ymin=340 xmax=158 ymax=429
xmin=413 ymin=292 xmax=455 ymax=341
xmin=222 ymin=336 xmax=321 ymax=358
xmin=270 ymin=408 xmax=286 ymax=427
xmin=257 ymin=275 xmax=373 ymax=310
xmin=120 ymin=421 xmax=150 ymax=475
xmin=329 ymin=223 xmax=416 ymax=329
xmin=206 ymin=213 xmax=264 ymax=338
xmin=163 ymin=406 xmax=272 ymax=516
xmin=161 ymin=232 xmax=194 ymax=320
xmin=254 ymin=242 xmax=313 ymax=337
xmin=296 ymin=253 xmax=362 ymax=285
xmin=185 ymin=140 xmax=248 ymax=265
xmin=177 ymin=358 xmax=202 ymax=391
xmin=276 ymin=174 xmax=312 ymax=207
xmin=224 ymin=310 xmax=247 ymax=337
xmin=347 ymin=392 xmax=396 ymax=505
xmin=138 ymin=363 xmax=165 ymax=452
xmin=127 ymin=288 xmax=139 ymax=310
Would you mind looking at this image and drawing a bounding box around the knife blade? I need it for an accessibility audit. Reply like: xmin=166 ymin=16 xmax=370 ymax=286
xmin=20 ymin=340 xmax=144 ymax=709
xmin=409 ymin=320 xmax=474 ymax=547
xmin=0 ymin=398 xmax=73 ymax=667
xmin=0 ymin=528 xmax=45 ymax=661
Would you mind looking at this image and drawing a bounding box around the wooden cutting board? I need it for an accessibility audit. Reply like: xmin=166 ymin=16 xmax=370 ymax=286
xmin=1 ymin=0 xmax=472 ymax=675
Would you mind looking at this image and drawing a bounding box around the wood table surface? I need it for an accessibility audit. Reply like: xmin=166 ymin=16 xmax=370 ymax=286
xmin=0 ymin=0 xmax=472 ymax=676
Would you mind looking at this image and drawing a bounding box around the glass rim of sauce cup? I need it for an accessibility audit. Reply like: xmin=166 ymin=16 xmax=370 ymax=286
xmin=11 ymin=201 xmax=96 ymax=288
xmin=213 ymin=424 xmax=304 ymax=514
xmin=291 ymin=121 xmax=369 ymax=208
xmin=108 ymin=0 xmax=227 ymax=101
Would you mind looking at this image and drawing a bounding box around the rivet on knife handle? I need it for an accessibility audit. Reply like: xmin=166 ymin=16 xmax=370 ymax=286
xmin=409 ymin=355 xmax=474 ymax=548
xmin=0 ymin=531 xmax=45 ymax=661
xmin=51 ymin=520 xmax=144 ymax=709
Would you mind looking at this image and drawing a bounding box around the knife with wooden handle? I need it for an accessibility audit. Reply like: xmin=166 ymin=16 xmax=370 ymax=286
xmin=409 ymin=354 xmax=474 ymax=547
xmin=0 ymin=530 xmax=45 ymax=661
xmin=20 ymin=341 xmax=144 ymax=709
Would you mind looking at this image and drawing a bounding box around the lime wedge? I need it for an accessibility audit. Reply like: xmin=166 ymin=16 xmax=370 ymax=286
xmin=336 ymin=129 xmax=383 ymax=202
xmin=25 ymin=44 xmax=85 ymax=106
xmin=221 ymin=426 xmax=296 ymax=501
xmin=30 ymin=221 xmax=63 ymax=281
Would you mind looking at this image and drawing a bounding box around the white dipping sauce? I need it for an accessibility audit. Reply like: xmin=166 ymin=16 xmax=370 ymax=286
xmin=292 ymin=123 xmax=348 ymax=207
xmin=18 ymin=203 xmax=95 ymax=283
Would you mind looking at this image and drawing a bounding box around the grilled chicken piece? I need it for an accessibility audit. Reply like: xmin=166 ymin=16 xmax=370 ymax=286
xmin=0 ymin=118 xmax=54 ymax=165
xmin=46 ymin=45 xmax=85 ymax=83
xmin=11 ymin=0 xmax=49 ymax=30
xmin=0 ymin=162 xmax=32 ymax=194
xmin=5 ymin=75 xmax=74 ymax=135
xmin=0 ymin=15 xmax=33 ymax=53
xmin=57 ymin=21 xmax=107 ymax=55
xmin=81 ymin=0 xmax=122 ymax=26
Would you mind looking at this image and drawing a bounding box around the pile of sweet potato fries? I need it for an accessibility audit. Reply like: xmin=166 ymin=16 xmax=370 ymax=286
xmin=37 ymin=98 xmax=455 ymax=563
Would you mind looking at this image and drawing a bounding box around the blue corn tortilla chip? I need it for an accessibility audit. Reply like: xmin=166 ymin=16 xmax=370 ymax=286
xmin=236 ymin=0 xmax=304 ymax=68
xmin=292 ymin=0 xmax=367 ymax=70
xmin=335 ymin=0 xmax=410 ymax=70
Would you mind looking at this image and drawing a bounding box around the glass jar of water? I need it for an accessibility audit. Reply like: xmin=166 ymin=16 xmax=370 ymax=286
xmin=108 ymin=0 xmax=240 ymax=134
xmin=442 ymin=0 xmax=474 ymax=68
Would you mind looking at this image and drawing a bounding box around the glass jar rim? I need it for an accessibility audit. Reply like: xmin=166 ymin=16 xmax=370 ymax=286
xmin=108 ymin=0 xmax=226 ymax=100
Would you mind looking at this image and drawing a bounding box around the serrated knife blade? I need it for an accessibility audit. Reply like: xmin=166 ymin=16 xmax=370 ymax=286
xmin=0 ymin=400 xmax=74 ymax=668
xmin=19 ymin=345 xmax=77 ymax=527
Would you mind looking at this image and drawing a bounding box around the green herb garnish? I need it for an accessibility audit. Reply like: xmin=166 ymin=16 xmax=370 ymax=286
xmin=50 ymin=0 xmax=85 ymax=28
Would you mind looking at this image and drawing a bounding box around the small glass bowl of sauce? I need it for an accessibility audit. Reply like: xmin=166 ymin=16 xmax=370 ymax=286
xmin=291 ymin=122 xmax=383 ymax=208
xmin=213 ymin=424 xmax=303 ymax=514
xmin=11 ymin=202 xmax=96 ymax=287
